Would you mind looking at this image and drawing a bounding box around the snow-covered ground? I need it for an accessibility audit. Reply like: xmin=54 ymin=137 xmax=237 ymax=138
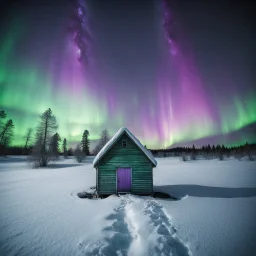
xmin=0 ymin=156 xmax=255 ymax=256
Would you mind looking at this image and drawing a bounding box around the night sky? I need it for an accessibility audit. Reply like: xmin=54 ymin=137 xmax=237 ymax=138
xmin=0 ymin=0 xmax=255 ymax=148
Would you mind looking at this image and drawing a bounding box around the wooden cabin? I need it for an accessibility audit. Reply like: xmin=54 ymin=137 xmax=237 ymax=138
xmin=93 ymin=127 xmax=157 ymax=196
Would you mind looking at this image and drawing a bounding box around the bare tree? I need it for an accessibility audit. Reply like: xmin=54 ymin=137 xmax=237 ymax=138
xmin=23 ymin=128 xmax=33 ymax=154
xmin=94 ymin=129 xmax=110 ymax=154
xmin=29 ymin=133 xmax=43 ymax=167
xmin=29 ymin=108 xmax=58 ymax=167
xmin=100 ymin=129 xmax=110 ymax=147
xmin=74 ymin=143 xmax=85 ymax=163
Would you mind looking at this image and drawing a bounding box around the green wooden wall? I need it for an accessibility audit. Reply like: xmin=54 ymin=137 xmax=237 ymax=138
xmin=96 ymin=133 xmax=154 ymax=195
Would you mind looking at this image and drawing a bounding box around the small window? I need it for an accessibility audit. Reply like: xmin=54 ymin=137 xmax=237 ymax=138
xmin=122 ymin=140 xmax=127 ymax=148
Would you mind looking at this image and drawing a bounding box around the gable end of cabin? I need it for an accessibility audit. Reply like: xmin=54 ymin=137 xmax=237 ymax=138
xmin=95 ymin=132 xmax=155 ymax=196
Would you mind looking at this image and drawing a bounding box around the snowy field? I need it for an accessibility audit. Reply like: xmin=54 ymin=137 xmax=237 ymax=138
xmin=0 ymin=156 xmax=256 ymax=256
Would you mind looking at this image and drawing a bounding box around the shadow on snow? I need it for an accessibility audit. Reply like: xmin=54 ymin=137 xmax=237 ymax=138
xmin=154 ymin=185 xmax=256 ymax=199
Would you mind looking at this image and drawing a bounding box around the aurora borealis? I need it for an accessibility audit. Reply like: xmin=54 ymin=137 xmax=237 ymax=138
xmin=0 ymin=0 xmax=255 ymax=149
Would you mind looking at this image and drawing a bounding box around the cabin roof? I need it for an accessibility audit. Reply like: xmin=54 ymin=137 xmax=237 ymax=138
xmin=93 ymin=127 xmax=157 ymax=167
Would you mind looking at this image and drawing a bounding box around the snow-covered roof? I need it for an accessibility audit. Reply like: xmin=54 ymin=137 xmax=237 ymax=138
xmin=93 ymin=127 xmax=157 ymax=167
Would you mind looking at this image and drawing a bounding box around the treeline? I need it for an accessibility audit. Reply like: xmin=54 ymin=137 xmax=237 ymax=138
xmin=150 ymin=143 xmax=256 ymax=161
xmin=0 ymin=108 xmax=111 ymax=167
xmin=1 ymin=108 xmax=255 ymax=164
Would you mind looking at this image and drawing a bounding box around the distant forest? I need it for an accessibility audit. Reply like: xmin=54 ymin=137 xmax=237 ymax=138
xmin=150 ymin=143 xmax=256 ymax=161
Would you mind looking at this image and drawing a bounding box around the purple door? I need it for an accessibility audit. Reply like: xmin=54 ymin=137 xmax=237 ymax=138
xmin=117 ymin=168 xmax=131 ymax=192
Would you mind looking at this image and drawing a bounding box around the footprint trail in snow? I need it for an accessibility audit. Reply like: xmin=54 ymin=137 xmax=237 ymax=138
xmin=78 ymin=195 xmax=191 ymax=256
xmin=78 ymin=196 xmax=133 ymax=255
xmin=143 ymin=200 xmax=190 ymax=256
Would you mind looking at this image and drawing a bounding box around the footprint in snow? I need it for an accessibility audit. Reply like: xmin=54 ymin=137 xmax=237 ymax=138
xmin=78 ymin=197 xmax=132 ymax=256
xmin=144 ymin=200 xmax=190 ymax=256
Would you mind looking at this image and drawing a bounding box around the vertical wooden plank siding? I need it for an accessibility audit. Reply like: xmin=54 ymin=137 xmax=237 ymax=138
xmin=97 ymin=134 xmax=154 ymax=195
xmin=96 ymin=167 xmax=99 ymax=194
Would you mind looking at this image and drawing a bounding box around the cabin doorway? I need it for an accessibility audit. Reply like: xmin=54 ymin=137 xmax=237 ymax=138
xmin=117 ymin=167 xmax=131 ymax=193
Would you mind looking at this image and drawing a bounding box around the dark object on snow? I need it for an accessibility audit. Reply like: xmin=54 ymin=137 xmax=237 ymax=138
xmin=93 ymin=128 xmax=157 ymax=197
xmin=77 ymin=191 xmax=94 ymax=199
